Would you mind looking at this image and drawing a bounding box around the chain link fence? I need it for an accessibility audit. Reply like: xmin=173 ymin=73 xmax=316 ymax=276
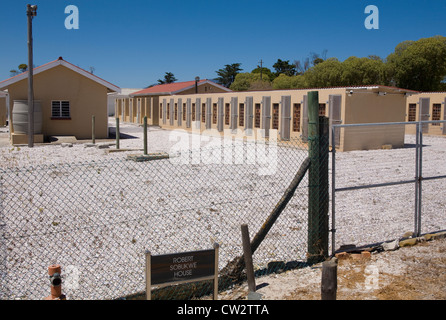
xmin=1 ymin=134 xmax=319 ymax=300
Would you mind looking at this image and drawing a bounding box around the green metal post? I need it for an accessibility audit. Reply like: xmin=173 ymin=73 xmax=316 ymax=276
xmin=307 ymin=91 xmax=329 ymax=264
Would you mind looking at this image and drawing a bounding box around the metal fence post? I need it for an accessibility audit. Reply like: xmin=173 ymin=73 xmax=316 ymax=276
xmin=143 ymin=116 xmax=148 ymax=155
xmin=331 ymin=125 xmax=337 ymax=256
xmin=115 ymin=117 xmax=120 ymax=150
xmin=307 ymin=91 xmax=329 ymax=264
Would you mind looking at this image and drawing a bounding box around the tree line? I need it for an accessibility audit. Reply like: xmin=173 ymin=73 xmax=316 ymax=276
xmin=217 ymin=36 xmax=446 ymax=92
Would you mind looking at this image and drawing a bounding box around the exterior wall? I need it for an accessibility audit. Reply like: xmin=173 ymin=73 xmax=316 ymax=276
xmin=342 ymin=90 xmax=407 ymax=151
xmin=406 ymin=92 xmax=446 ymax=135
xmin=0 ymin=96 xmax=6 ymax=126
xmin=7 ymin=65 xmax=109 ymax=140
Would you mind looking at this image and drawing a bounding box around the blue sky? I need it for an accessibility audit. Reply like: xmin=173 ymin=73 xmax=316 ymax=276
xmin=0 ymin=0 xmax=445 ymax=89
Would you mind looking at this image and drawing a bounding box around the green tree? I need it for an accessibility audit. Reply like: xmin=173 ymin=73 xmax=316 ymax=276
xmin=157 ymin=72 xmax=177 ymax=84
xmin=340 ymin=56 xmax=388 ymax=86
xmin=229 ymin=72 xmax=272 ymax=91
xmin=272 ymin=74 xmax=307 ymax=90
xmin=215 ymin=63 xmax=243 ymax=88
xmin=251 ymin=66 xmax=274 ymax=81
xmin=304 ymin=58 xmax=343 ymax=88
xmin=272 ymin=59 xmax=297 ymax=77
xmin=386 ymin=36 xmax=446 ymax=91
xmin=9 ymin=63 xmax=28 ymax=77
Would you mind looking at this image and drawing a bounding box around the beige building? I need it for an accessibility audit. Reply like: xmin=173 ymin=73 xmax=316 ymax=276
xmin=406 ymin=92 xmax=446 ymax=135
xmin=115 ymin=79 xmax=231 ymax=126
xmin=154 ymin=85 xmax=416 ymax=151
xmin=0 ymin=57 xmax=120 ymax=145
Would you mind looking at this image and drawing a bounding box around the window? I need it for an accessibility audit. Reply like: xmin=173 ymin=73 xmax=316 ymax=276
xmin=319 ymin=103 xmax=326 ymax=116
xmin=254 ymin=103 xmax=261 ymax=128
xmin=159 ymin=103 xmax=162 ymax=119
xmin=239 ymin=103 xmax=245 ymax=127
xmin=202 ymin=103 xmax=206 ymax=123
xmin=212 ymin=103 xmax=217 ymax=124
xmin=293 ymin=103 xmax=301 ymax=132
xmin=183 ymin=103 xmax=187 ymax=121
xmin=167 ymin=103 xmax=170 ymax=120
xmin=174 ymin=103 xmax=178 ymax=121
xmin=225 ymin=103 xmax=230 ymax=125
xmin=51 ymin=101 xmax=70 ymax=119
xmin=432 ymin=104 xmax=441 ymax=125
xmin=272 ymin=103 xmax=279 ymax=129
xmin=192 ymin=103 xmax=196 ymax=121
xmin=408 ymin=104 xmax=416 ymax=122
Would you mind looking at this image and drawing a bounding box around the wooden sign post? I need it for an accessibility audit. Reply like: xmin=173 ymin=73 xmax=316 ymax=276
xmin=145 ymin=243 xmax=219 ymax=300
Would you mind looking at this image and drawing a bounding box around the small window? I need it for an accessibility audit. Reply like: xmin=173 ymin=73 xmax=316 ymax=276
xmin=225 ymin=103 xmax=230 ymax=125
xmin=432 ymin=104 xmax=442 ymax=125
xmin=52 ymin=101 xmax=70 ymax=119
xmin=293 ymin=103 xmax=301 ymax=132
xmin=239 ymin=103 xmax=245 ymax=127
xmin=202 ymin=103 xmax=206 ymax=123
xmin=408 ymin=104 xmax=417 ymax=122
xmin=212 ymin=103 xmax=217 ymax=124
xmin=319 ymin=103 xmax=326 ymax=116
xmin=272 ymin=103 xmax=279 ymax=130
xmin=254 ymin=103 xmax=261 ymax=128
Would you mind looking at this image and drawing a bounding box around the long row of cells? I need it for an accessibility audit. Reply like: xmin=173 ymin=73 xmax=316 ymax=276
xmin=160 ymin=102 xmax=327 ymax=132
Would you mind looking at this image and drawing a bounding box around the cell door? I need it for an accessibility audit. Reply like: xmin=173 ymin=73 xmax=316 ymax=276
xmin=261 ymin=96 xmax=271 ymax=138
xmin=419 ymin=98 xmax=430 ymax=133
xmin=206 ymin=98 xmax=212 ymax=130
xmin=177 ymin=98 xmax=182 ymax=126
xmin=230 ymin=97 xmax=238 ymax=132
xmin=280 ymin=95 xmax=291 ymax=141
xmin=169 ymin=98 xmax=175 ymax=126
xmin=162 ymin=99 xmax=167 ymax=125
xmin=186 ymin=98 xmax=191 ymax=128
xmin=195 ymin=98 xmax=201 ymax=129
xmin=217 ymin=98 xmax=224 ymax=132
xmin=245 ymin=96 xmax=253 ymax=135
xmin=329 ymin=95 xmax=342 ymax=148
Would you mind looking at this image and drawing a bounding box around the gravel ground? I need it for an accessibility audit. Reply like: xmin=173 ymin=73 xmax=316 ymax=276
xmin=0 ymin=118 xmax=445 ymax=300
xmin=219 ymin=234 xmax=446 ymax=300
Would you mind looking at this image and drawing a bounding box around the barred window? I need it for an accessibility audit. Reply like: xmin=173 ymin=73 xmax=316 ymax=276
xmin=51 ymin=101 xmax=70 ymax=118
xmin=432 ymin=104 xmax=441 ymax=125
xmin=254 ymin=103 xmax=261 ymax=128
xmin=293 ymin=103 xmax=301 ymax=132
xmin=408 ymin=104 xmax=416 ymax=122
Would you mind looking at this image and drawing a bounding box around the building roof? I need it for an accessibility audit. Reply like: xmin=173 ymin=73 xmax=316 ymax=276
xmin=130 ymin=79 xmax=231 ymax=97
xmin=0 ymin=57 xmax=120 ymax=93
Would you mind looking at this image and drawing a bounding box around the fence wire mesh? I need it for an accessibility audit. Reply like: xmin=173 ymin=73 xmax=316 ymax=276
xmin=0 ymin=135 xmax=317 ymax=300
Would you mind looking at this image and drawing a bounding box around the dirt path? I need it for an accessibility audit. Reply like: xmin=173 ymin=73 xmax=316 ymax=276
xmin=218 ymin=235 xmax=446 ymax=300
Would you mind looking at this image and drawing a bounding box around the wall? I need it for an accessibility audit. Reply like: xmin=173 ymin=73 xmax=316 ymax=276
xmin=406 ymin=92 xmax=446 ymax=135
xmin=7 ymin=65 xmax=108 ymax=140
xmin=0 ymin=96 xmax=6 ymax=126
xmin=342 ymin=89 xmax=407 ymax=151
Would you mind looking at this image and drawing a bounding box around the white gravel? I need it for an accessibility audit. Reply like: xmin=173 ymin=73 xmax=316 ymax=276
xmin=0 ymin=118 xmax=445 ymax=300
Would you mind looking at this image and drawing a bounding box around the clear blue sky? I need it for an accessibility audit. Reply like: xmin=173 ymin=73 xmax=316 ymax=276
xmin=0 ymin=0 xmax=445 ymax=89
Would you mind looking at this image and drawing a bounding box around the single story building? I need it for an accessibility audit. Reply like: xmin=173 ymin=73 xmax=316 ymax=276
xmin=107 ymin=88 xmax=142 ymax=116
xmin=0 ymin=57 xmax=120 ymax=145
xmin=115 ymin=79 xmax=231 ymax=126
xmin=406 ymin=92 xmax=446 ymax=135
xmin=155 ymin=85 xmax=417 ymax=151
